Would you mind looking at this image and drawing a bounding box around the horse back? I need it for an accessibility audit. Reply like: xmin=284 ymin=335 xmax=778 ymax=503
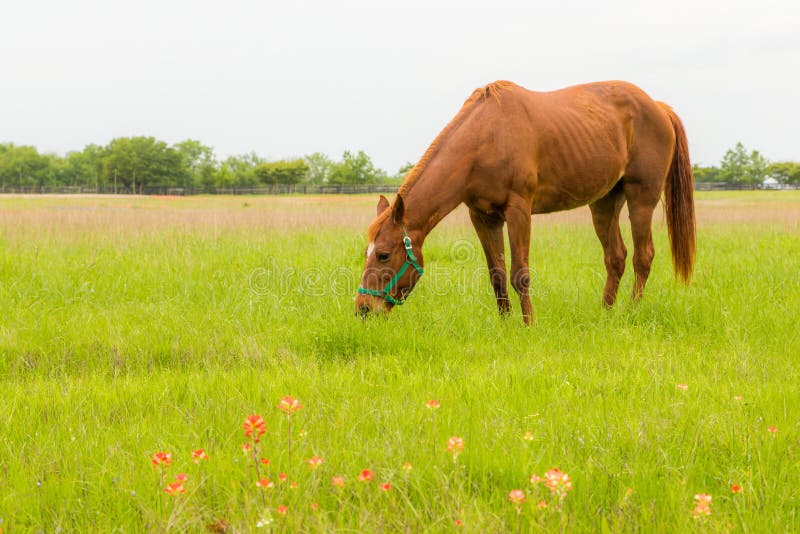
xmin=465 ymin=81 xmax=672 ymax=214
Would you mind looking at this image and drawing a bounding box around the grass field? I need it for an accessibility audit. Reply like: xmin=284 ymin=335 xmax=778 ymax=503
xmin=1 ymin=192 xmax=799 ymax=532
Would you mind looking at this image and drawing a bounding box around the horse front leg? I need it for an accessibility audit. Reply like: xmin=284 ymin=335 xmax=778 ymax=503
xmin=504 ymin=195 xmax=534 ymax=325
xmin=469 ymin=209 xmax=510 ymax=315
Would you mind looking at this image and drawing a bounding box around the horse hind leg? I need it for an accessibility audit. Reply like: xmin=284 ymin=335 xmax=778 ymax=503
xmin=589 ymin=183 xmax=627 ymax=307
xmin=622 ymin=177 xmax=662 ymax=300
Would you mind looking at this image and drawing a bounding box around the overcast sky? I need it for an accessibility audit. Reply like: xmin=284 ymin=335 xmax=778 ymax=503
xmin=2 ymin=0 xmax=798 ymax=171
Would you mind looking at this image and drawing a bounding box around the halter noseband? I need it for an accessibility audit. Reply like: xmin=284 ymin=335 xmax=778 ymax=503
xmin=358 ymin=226 xmax=424 ymax=306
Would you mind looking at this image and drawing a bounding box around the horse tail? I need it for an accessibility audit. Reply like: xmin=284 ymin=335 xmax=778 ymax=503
xmin=659 ymin=102 xmax=696 ymax=284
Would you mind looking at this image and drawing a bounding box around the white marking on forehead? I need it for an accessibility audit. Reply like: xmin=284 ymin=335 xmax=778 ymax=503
xmin=367 ymin=242 xmax=375 ymax=258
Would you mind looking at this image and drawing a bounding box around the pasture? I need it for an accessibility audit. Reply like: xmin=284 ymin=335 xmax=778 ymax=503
xmin=1 ymin=192 xmax=799 ymax=532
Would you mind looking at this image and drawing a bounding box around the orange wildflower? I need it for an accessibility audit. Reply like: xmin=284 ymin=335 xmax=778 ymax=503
xmin=508 ymin=489 xmax=526 ymax=511
xmin=425 ymin=399 xmax=441 ymax=410
xmin=243 ymin=414 xmax=266 ymax=442
xmin=164 ymin=481 xmax=185 ymax=495
xmin=307 ymin=456 xmax=324 ymax=470
xmin=276 ymin=504 xmax=288 ymax=515
xmin=191 ymin=449 xmax=208 ymax=463
xmin=256 ymin=478 xmax=274 ymax=488
xmin=152 ymin=451 xmax=173 ymax=468
xmin=692 ymin=493 xmax=712 ymax=518
xmin=277 ymin=396 xmax=302 ymax=415
xmin=446 ymin=436 xmax=464 ymax=459
xmin=731 ymin=484 xmax=742 ymax=493
xmin=543 ymin=468 xmax=572 ymax=497
xmin=332 ymin=476 xmax=345 ymax=488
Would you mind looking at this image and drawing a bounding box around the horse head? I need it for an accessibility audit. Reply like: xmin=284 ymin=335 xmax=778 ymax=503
xmin=356 ymin=195 xmax=424 ymax=317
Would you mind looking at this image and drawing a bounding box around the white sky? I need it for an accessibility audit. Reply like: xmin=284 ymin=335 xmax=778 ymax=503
xmin=2 ymin=0 xmax=799 ymax=172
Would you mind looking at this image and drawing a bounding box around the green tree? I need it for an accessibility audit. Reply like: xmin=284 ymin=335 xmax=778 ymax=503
xmin=304 ymin=152 xmax=333 ymax=184
xmin=174 ymin=139 xmax=217 ymax=190
xmin=62 ymin=145 xmax=103 ymax=187
xmin=253 ymin=160 xmax=309 ymax=185
xmin=100 ymin=137 xmax=184 ymax=192
xmin=767 ymin=162 xmax=800 ymax=185
xmin=720 ymin=142 xmax=768 ymax=188
xmin=0 ymin=144 xmax=56 ymax=187
xmin=328 ymin=150 xmax=386 ymax=185
xmin=221 ymin=152 xmax=262 ymax=188
xmin=692 ymin=165 xmax=722 ymax=183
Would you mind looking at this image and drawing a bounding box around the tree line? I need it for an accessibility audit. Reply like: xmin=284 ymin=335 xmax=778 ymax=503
xmin=2 ymin=138 xmax=798 ymax=193
xmin=693 ymin=142 xmax=800 ymax=187
xmin=0 ymin=138 xmax=414 ymax=192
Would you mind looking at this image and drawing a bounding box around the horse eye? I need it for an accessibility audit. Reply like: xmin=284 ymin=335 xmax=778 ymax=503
xmin=377 ymin=252 xmax=390 ymax=262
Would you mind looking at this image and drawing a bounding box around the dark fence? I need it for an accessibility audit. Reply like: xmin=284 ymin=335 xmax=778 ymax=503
xmin=0 ymin=184 xmax=401 ymax=195
xmin=1 ymin=183 xmax=798 ymax=195
xmin=694 ymin=182 xmax=800 ymax=191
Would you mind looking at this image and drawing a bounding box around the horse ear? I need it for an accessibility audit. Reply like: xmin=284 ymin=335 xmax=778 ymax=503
xmin=377 ymin=195 xmax=390 ymax=216
xmin=392 ymin=195 xmax=405 ymax=224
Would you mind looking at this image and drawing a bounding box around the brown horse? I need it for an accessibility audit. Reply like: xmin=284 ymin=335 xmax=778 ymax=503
xmin=356 ymin=80 xmax=695 ymax=325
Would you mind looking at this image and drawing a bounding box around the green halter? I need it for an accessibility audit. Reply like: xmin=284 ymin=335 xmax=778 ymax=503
xmin=358 ymin=226 xmax=424 ymax=306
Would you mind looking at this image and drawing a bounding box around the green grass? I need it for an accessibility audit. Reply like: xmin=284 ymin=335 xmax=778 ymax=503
xmin=1 ymin=192 xmax=799 ymax=532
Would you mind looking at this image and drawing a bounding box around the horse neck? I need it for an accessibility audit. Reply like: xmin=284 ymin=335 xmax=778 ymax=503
xmin=402 ymin=155 xmax=471 ymax=244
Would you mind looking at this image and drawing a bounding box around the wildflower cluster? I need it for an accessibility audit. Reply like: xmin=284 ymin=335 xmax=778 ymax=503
xmin=152 ymin=450 xmax=206 ymax=496
xmin=691 ymin=493 xmax=712 ymax=518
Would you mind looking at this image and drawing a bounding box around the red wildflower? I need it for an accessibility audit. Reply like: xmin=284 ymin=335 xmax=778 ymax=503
xmin=176 ymin=473 xmax=188 ymax=481
xmin=692 ymin=493 xmax=712 ymax=518
xmin=307 ymin=455 xmax=324 ymax=470
xmin=425 ymin=399 xmax=441 ymax=410
xmin=277 ymin=396 xmax=302 ymax=415
xmin=256 ymin=478 xmax=274 ymax=488
xmin=191 ymin=449 xmax=208 ymax=463
xmin=731 ymin=484 xmax=742 ymax=494
xmin=241 ymin=443 xmax=252 ymax=455
xmin=164 ymin=481 xmax=185 ymax=495
xmin=278 ymin=473 xmax=288 ymax=482
xmin=311 ymin=502 xmax=319 ymax=510
xmin=243 ymin=414 xmax=266 ymax=442
xmin=260 ymin=458 xmax=270 ymax=466
xmin=332 ymin=476 xmax=345 ymax=488
xmin=508 ymin=489 xmax=525 ymax=505
xmin=152 ymin=451 xmax=173 ymax=468
xmin=276 ymin=505 xmax=288 ymax=515
xmin=454 ymin=519 xmax=463 ymax=527
xmin=358 ymin=469 xmax=373 ymax=482
xmin=381 ymin=482 xmax=391 ymax=492
xmin=446 ymin=436 xmax=464 ymax=459
xmin=543 ymin=468 xmax=572 ymax=497
xmin=768 ymin=426 xmax=780 ymax=434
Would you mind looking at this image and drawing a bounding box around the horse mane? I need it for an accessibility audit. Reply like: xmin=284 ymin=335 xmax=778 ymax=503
xmin=368 ymin=80 xmax=515 ymax=240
